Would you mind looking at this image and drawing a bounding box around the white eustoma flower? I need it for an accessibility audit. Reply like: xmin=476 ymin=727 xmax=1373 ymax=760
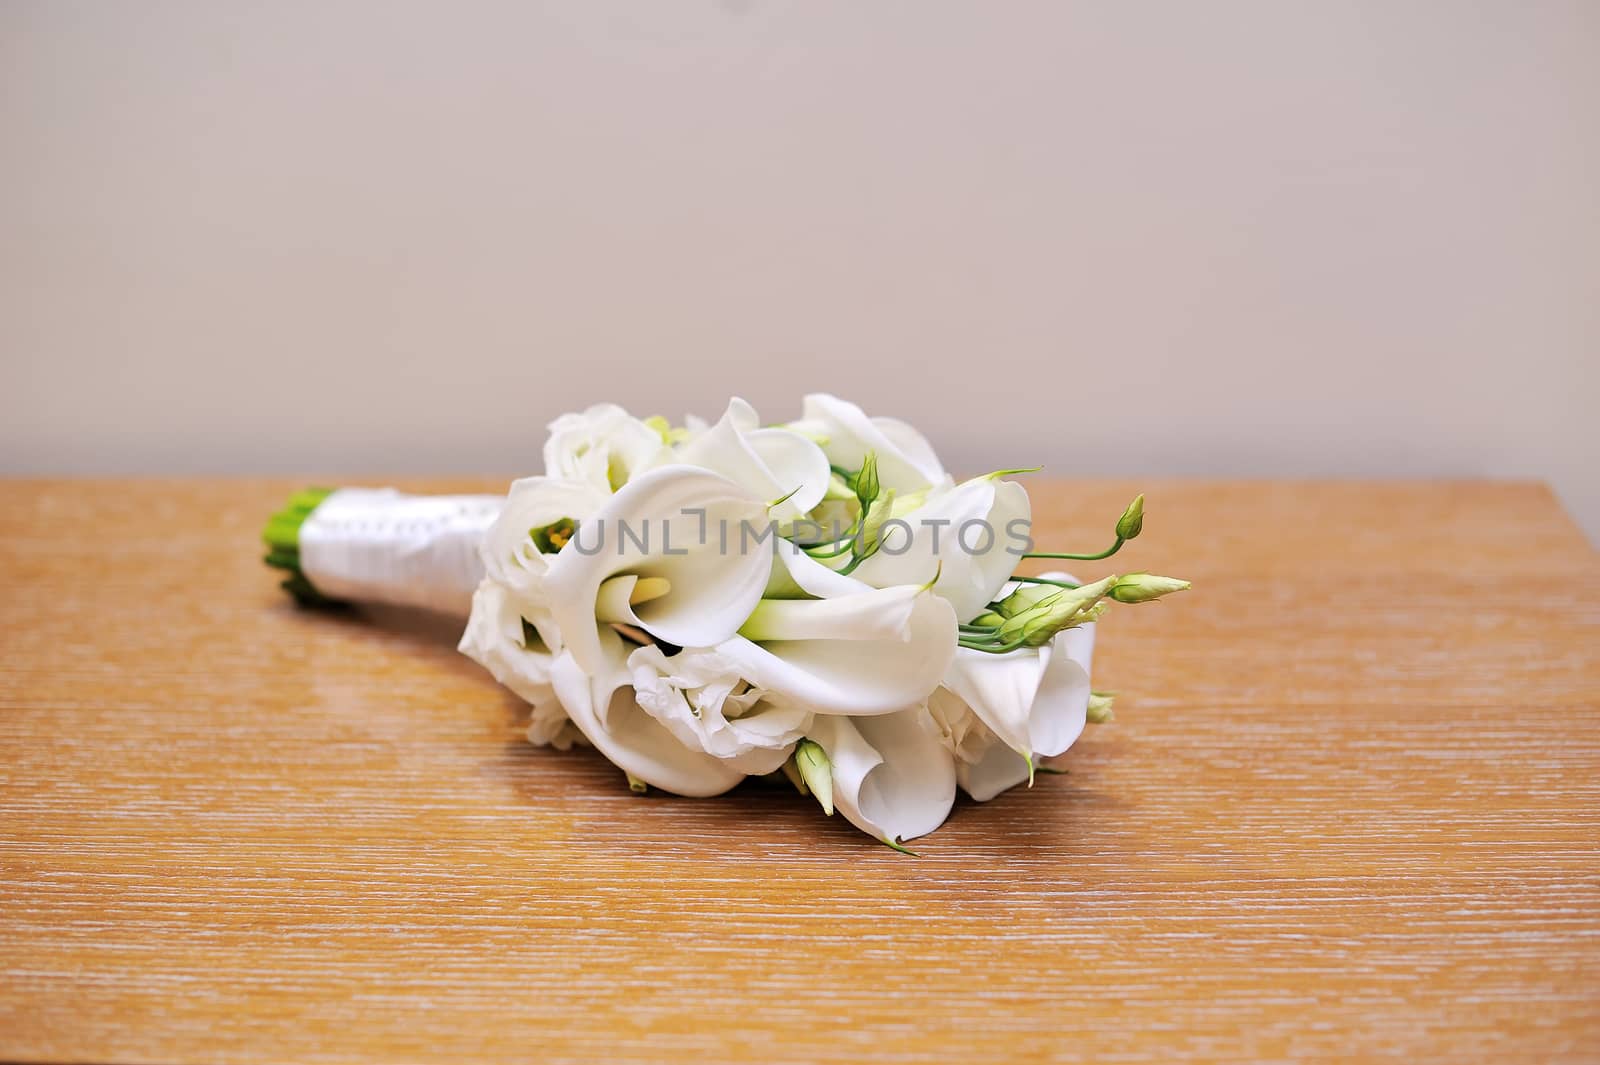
xmin=539 ymin=465 xmax=774 ymax=677
xmin=847 ymin=474 xmax=1031 ymax=622
xmin=549 ymin=627 xmax=746 ymax=797
xmin=674 ymin=398 xmax=832 ymax=523
xmin=543 ymin=403 xmax=673 ymax=494
xmin=477 ymin=476 xmax=610 ymax=599
xmin=715 ymin=582 xmax=957 ymax=716
xmin=457 ymin=580 xmax=582 ymax=750
xmin=807 ymin=709 xmax=958 ymax=844
xmin=786 ymin=393 xmax=950 ymax=494
xmin=628 ymin=644 xmax=811 ymax=775
xmin=933 ymin=616 xmax=1096 ymax=801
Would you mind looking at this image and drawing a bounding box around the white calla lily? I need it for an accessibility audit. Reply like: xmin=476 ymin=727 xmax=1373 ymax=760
xmin=807 ymin=709 xmax=958 ymax=844
xmin=765 ymin=538 xmax=872 ymax=600
xmin=628 ymin=645 xmax=811 ymax=775
xmin=540 ymin=465 xmax=773 ymax=676
xmin=714 ymin=585 xmax=956 ymax=716
xmin=675 ymin=398 xmax=832 ymax=523
xmin=788 ymin=393 xmax=949 ymax=494
xmin=549 ymin=628 xmax=746 ymax=797
xmin=847 ymin=475 xmax=1030 ymax=622
xmin=544 ymin=403 xmax=673 ymax=494
xmin=457 ymin=580 xmax=580 ymax=749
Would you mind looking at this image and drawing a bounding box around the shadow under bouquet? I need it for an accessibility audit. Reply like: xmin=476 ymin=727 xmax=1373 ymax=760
xmin=264 ymin=394 xmax=1187 ymax=850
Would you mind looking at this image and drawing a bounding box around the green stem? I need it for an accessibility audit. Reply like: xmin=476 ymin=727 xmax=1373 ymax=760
xmin=1022 ymin=537 xmax=1124 ymax=562
xmin=957 ymin=635 xmax=1031 ymax=655
xmin=803 ymin=534 xmax=858 ymax=558
xmin=1007 ymin=574 xmax=1082 ymax=589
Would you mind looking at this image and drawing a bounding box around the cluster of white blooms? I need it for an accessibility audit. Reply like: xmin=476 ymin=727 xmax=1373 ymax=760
xmin=457 ymin=395 xmax=1128 ymax=847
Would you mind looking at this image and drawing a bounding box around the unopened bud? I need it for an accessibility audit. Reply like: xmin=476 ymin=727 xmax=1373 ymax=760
xmin=855 ymin=452 xmax=881 ymax=508
xmin=1115 ymin=494 xmax=1145 ymax=540
xmin=794 ymin=739 xmax=834 ymax=816
xmin=998 ymin=576 xmax=1116 ymax=647
xmin=1086 ymin=691 xmax=1116 ymax=724
xmin=1108 ymin=573 xmax=1190 ymax=603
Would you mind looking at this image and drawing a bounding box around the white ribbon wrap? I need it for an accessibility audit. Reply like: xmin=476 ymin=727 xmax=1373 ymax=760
xmin=298 ymin=488 xmax=504 ymax=616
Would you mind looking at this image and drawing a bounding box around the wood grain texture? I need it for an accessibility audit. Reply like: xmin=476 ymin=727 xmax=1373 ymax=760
xmin=1 ymin=478 xmax=1596 ymax=1064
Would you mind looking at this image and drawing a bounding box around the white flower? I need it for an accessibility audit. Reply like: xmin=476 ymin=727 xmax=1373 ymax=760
xmin=539 ymin=464 xmax=774 ymax=677
xmin=543 ymin=403 xmax=673 ymax=494
xmin=674 ymin=398 xmax=832 ymax=523
xmin=715 ymin=581 xmax=957 ymax=716
xmin=457 ymin=580 xmax=582 ymax=750
xmin=549 ymin=627 xmax=746 ymax=797
xmin=846 ymin=474 xmax=1031 ymax=622
xmin=628 ymin=644 xmax=811 ymax=775
xmin=786 ymin=393 xmax=950 ymax=494
xmin=807 ymin=709 xmax=957 ymax=845
xmin=477 ymin=476 xmax=609 ymax=598
xmin=932 ymin=602 xmax=1097 ymax=800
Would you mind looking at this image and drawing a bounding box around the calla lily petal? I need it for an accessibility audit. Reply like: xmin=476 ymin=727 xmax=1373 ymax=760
xmin=850 ymin=476 xmax=1031 ymax=621
xmin=774 ymin=539 xmax=872 ymax=599
xmin=675 ymin=399 xmax=830 ymax=521
xmin=550 ymin=633 xmax=746 ymax=798
xmin=715 ymin=591 xmax=956 ymax=716
xmin=808 ymin=710 xmax=957 ymax=843
xmin=540 ymin=465 xmax=771 ymax=676
xmin=798 ymin=394 xmax=948 ymax=493
xmin=871 ymin=416 xmax=947 ymax=487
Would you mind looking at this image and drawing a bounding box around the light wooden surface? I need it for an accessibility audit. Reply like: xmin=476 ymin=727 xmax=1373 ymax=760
xmin=2 ymin=479 xmax=1596 ymax=1064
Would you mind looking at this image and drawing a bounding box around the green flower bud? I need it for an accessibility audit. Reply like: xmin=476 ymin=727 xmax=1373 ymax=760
xmin=990 ymin=584 xmax=1057 ymax=619
xmin=855 ymin=451 xmax=880 ymax=508
xmin=780 ymin=757 xmax=810 ymax=797
xmin=794 ymin=739 xmax=834 ymax=816
xmin=1115 ymin=494 xmax=1145 ymax=541
xmin=1108 ymin=573 xmax=1190 ymax=604
xmin=1086 ymin=691 xmax=1116 ymax=724
xmin=997 ymin=576 xmax=1116 ymax=647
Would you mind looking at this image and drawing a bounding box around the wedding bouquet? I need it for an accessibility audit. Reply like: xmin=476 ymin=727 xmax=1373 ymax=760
xmin=263 ymin=395 xmax=1188 ymax=850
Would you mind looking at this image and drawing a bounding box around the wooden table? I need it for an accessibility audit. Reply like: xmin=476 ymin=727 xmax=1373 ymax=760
xmin=2 ymin=479 xmax=1596 ymax=1063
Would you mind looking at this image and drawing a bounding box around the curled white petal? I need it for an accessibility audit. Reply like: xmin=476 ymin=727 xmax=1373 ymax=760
xmin=770 ymin=539 xmax=872 ymax=600
xmin=808 ymin=710 xmax=957 ymax=843
xmin=795 ymin=394 xmax=949 ymax=493
xmin=675 ymin=398 xmax=831 ymax=521
xmin=849 ymin=475 xmax=1031 ymax=622
xmin=715 ymin=589 xmax=956 ymax=716
xmin=549 ymin=633 xmax=745 ymax=798
xmin=539 ymin=465 xmax=772 ymax=676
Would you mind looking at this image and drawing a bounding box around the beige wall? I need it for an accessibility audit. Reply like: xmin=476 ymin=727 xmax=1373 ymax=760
xmin=3 ymin=1 xmax=1596 ymax=539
